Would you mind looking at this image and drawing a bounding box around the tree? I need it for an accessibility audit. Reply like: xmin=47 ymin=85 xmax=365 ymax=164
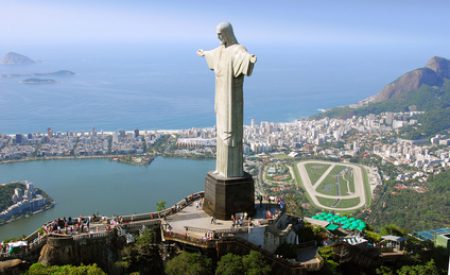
xmin=376 ymin=266 xmax=394 ymax=275
xmin=136 ymin=227 xmax=156 ymax=247
xmin=136 ymin=228 xmax=163 ymax=274
xmin=318 ymin=246 xmax=339 ymax=275
xmin=165 ymin=251 xmax=212 ymax=275
xmin=397 ymin=260 xmax=440 ymax=275
xmin=156 ymin=200 xmax=166 ymax=211
xmin=364 ymin=230 xmax=382 ymax=243
xmin=242 ymin=251 xmax=271 ymax=275
xmin=26 ymin=263 xmax=106 ymax=275
xmin=215 ymin=253 xmax=244 ymax=275
xmin=380 ymin=224 xmax=407 ymax=237
xmin=120 ymin=227 xmax=163 ymax=275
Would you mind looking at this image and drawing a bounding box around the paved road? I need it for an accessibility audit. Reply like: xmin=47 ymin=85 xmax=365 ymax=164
xmin=296 ymin=160 xmax=367 ymax=211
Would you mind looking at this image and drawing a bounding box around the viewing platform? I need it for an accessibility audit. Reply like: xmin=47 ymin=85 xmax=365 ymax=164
xmin=0 ymin=191 xmax=324 ymax=273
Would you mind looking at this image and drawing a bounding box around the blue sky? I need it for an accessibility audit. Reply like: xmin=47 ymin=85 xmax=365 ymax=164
xmin=1 ymin=1 xmax=449 ymax=132
xmin=2 ymin=0 xmax=450 ymax=49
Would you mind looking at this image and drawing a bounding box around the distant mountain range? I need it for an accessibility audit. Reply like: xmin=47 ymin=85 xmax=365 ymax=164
xmin=373 ymin=56 xmax=450 ymax=102
xmin=320 ymin=56 xmax=450 ymax=118
xmin=318 ymin=56 xmax=450 ymax=139
xmin=0 ymin=52 xmax=35 ymax=65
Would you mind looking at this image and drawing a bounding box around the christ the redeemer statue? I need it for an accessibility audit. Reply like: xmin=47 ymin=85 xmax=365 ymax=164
xmin=197 ymin=22 xmax=257 ymax=178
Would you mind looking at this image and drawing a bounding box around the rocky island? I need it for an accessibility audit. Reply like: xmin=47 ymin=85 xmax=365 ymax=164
xmin=0 ymin=181 xmax=54 ymax=225
xmin=2 ymin=70 xmax=75 ymax=80
xmin=34 ymin=70 xmax=75 ymax=77
xmin=21 ymin=78 xmax=56 ymax=85
xmin=111 ymin=155 xmax=155 ymax=166
xmin=0 ymin=52 xmax=35 ymax=65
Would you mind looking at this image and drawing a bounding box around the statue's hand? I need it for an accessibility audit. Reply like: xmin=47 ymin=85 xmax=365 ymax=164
xmin=197 ymin=49 xmax=205 ymax=57
xmin=250 ymin=54 xmax=257 ymax=63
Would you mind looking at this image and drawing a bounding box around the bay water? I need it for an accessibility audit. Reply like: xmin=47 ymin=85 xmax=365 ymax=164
xmin=0 ymin=157 xmax=214 ymax=240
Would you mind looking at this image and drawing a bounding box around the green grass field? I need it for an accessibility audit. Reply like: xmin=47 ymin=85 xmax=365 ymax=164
xmin=361 ymin=166 xmax=371 ymax=207
xmin=304 ymin=163 xmax=331 ymax=185
xmin=271 ymin=153 xmax=291 ymax=160
xmin=265 ymin=164 xmax=293 ymax=183
xmin=342 ymin=167 xmax=355 ymax=193
xmin=316 ymin=165 xmax=355 ymax=196
xmin=292 ymin=164 xmax=303 ymax=187
xmin=317 ymin=196 xmax=360 ymax=209
xmin=293 ymin=161 xmax=368 ymax=212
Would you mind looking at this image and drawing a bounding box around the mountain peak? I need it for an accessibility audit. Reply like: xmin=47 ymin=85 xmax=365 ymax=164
xmin=373 ymin=56 xmax=449 ymax=102
xmin=1 ymin=52 xmax=35 ymax=65
xmin=425 ymin=56 xmax=450 ymax=78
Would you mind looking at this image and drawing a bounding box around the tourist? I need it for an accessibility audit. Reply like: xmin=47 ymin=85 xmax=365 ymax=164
xmin=86 ymin=218 xmax=90 ymax=232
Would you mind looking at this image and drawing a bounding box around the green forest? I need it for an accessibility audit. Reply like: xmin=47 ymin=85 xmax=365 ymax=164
xmin=321 ymin=80 xmax=450 ymax=117
xmin=399 ymin=108 xmax=450 ymax=139
xmin=366 ymin=170 xmax=450 ymax=231
xmin=0 ymin=182 xmax=23 ymax=211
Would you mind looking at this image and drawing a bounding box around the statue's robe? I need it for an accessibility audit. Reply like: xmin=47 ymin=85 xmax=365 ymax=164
xmin=204 ymin=44 xmax=255 ymax=178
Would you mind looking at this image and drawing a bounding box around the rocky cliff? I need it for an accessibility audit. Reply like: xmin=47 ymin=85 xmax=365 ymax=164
xmin=374 ymin=56 xmax=450 ymax=102
xmin=38 ymin=233 xmax=121 ymax=272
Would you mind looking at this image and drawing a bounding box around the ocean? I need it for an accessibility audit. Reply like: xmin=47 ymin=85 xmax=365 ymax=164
xmin=0 ymin=43 xmax=435 ymax=134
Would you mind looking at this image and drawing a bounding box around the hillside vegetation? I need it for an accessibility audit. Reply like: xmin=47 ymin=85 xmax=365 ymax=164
xmin=366 ymin=170 xmax=450 ymax=231
xmin=0 ymin=183 xmax=23 ymax=211
xmin=317 ymin=57 xmax=450 ymax=139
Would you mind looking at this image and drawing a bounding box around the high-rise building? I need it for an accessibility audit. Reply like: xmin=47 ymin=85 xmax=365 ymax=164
xmin=134 ymin=129 xmax=140 ymax=138
xmin=47 ymin=128 xmax=53 ymax=138
xmin=112 ymin=132 xmax=119 ymax=143
xmin=15 ymin=134 xmax=23 ymax=144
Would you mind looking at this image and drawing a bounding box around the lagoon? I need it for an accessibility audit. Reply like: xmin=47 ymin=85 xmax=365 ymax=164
xmin=0 ymin=157 xmax=214 ymax=241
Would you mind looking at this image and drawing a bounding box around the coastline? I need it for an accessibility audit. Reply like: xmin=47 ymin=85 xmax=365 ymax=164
xmin=0 ymin=154 xmax=152 ymax=165
xmin=0 ymin=152 xmax=215 ymax=165
xmin=0 ymin=203 xmax=55 ymax=228
xmin=0 ymin=181 xmax=56 ymax=228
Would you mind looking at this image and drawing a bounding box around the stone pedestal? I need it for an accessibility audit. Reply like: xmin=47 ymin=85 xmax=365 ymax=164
xmin=203 ymin=172 xmax=255 ymax=220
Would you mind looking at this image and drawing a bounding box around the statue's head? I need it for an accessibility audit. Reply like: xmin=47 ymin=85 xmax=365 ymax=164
xmin=216 ymin=22 xmax=238 ymax=47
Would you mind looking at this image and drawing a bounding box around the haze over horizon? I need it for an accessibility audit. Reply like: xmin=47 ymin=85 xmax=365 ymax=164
xmin=2 ymin=1 xmax=449 ymax=48
xmin=1 ymin=1 xmax=450 ymax=133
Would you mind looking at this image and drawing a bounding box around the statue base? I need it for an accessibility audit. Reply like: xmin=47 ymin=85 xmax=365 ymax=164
xmin=203 ymin=172 xmax=255 ymax=220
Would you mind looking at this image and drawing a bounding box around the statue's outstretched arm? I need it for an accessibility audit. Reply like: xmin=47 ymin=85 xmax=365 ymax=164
xmin=196 ymin=49 xmax=205 ymax=57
